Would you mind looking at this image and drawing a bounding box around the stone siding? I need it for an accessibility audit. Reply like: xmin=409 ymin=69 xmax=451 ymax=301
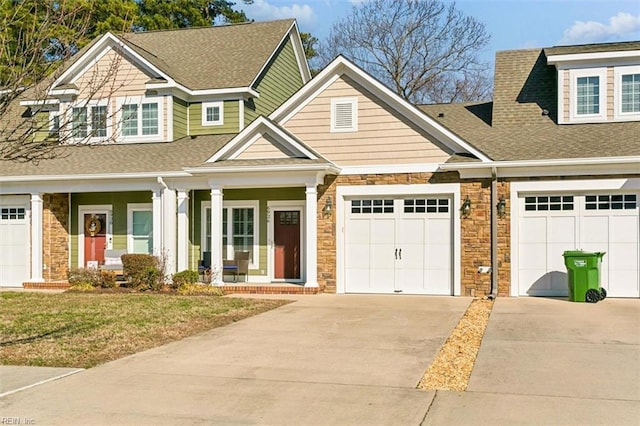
xmin=43 ymin=193 xmax=69 ymax=281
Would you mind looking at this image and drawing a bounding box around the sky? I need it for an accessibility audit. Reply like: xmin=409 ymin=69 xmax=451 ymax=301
xmin=240 ymin=0 xmax=640 ymax=66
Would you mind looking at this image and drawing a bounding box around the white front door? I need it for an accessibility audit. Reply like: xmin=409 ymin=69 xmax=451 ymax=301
xmin=0 ymin=196 xmax=30 ymax=287
xmin=518 ymin=193 xmax=639 ymax=297
xmin=345 ymin=197 xmax=452 ymax=295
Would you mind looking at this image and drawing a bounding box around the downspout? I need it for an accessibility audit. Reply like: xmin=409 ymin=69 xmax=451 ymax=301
xmin=489 ymin=167 xmax=499 ymax=300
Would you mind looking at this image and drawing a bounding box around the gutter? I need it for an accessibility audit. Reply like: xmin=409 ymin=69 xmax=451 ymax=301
xmin=489 ymin=167 xmax=498 ymax=300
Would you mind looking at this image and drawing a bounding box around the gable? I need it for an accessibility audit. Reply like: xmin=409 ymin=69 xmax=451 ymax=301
xmin=235 ymin=134 xmax=295 ymax=160
xmin=280 ymin=75 xmax=451 ymax=167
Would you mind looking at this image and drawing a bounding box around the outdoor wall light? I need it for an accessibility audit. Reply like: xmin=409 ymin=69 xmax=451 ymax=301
xmin=497 ymin=196 xmax=507 ymax=218
xmin=323 ymin=196 xmax=333 ymax=217
xmin=460 ymin=196 xmax=471 ymax=217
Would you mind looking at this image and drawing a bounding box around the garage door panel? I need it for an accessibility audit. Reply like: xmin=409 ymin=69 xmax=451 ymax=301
xmin=426 ymin=243 xmax=451 ymax=269
xmin=426 ymin=269 xmax=452 ymax=295
xmin=345 ymin=220 xmax=371 ymax=244
xmin=548 ymin=216 xmax=578 ymax=243
xmin=0 ymin=196 xmax=30 ymax=287
xmin=520 ymin=269 xmax=551 ymax=294
xmin=608 ymin=244 xmax=638 ymax=269
xmin=345 ymin=243 xmax=371 ymax=269
xmin=608 ymin=269 xmax=639 ymax=297
xmin=581 ymin=216 xmax=610 ymax=243
xmin=548 ymin=243 xmax=573 ymax=270
xmin=345 ymin=269 xmax=371 ymax=293
xmin=611 ymin=215 xmax=639 ymax=243
xmin=371 ymin=218 xmax=395 ymax=244
xmin=519 ymin=242 xmax=548 ymax=270
xmin=520 ymin=217 xmax=548 ymax=243
xmin=399 ymin=218 xmax=425 ymax=245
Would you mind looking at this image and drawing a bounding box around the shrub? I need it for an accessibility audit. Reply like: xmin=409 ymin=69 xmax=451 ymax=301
xmin=99 ymin=270 xmax=117 ymax=288
xmin=68 ymin=268 xmax=101 ymax=288
xmin=171 ymin=270 xmax=200 ymax=290
xmin=121 ymin=254 xmax=162 ymax=290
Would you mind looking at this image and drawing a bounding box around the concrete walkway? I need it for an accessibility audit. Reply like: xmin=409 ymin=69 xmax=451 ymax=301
xmin=1 ymin=295 xmax=639 ymax=425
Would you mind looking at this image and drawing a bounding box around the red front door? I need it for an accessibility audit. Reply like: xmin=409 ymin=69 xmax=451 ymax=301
xmin=274 ymin=211 xmax=300 ymax=280
xmin=84 ymin=213 xmax=107 ymax=267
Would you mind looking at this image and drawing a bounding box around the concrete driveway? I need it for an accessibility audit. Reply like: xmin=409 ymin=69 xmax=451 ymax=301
xmin=1 ymin=295 xmax=639 ymax=425
xmin=0 ymin=294 xmax=470 ymax=425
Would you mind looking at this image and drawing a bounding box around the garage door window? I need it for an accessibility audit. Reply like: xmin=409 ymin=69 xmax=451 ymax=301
xmin=351 ymin=199 xmax=394 ymax=214
xmin=524 ymin=195 xmax=574 ymax=211
xmin=585 ymin=194 xmax=637 ymax=210
xmin=1 ymin=207 xmax=26 ymax=221
xmin=404 ymin=198 xmax=449 ymax=213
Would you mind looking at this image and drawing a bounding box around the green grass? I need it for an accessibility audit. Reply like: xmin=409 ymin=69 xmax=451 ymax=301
xmin=0 ymin=292 xmax=290 ymax=368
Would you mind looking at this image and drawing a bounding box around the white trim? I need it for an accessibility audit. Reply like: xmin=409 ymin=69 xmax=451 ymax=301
xmin=176 ymin=191 xmax=189 ymax=271
xmin=77 ymin=205 xmax=112 ymax=268
xmin=201 ymin=101 xmax=224 ymax=126
xmin=267 ymin=200 xmax=305 ymax=284
xmin=614 ymin=65 xmax=640 ymax=121
xmin=166 ymin=96 xmax=174 ymax=141
xmin=20 ymin=99 xmax=60 ymax=107
xmin=115 ymin=95 xmax=164 ymax=143
xmin=126 ymin=203 xmax=153 ymax=255
xmin=569 ymin=68 xmax=607 ymax=123
xmin=557 ymin=69 xmax=565 ymax=124
xmin=330 ymin=97 xmax=358 ymax=132
xmin=335 ymin=183 xmax=461 ymax=296
xmin=547 ymin=49 xmax=640 ymax=65
xmin=30 ymin=194 xmax=44 ymax=283
xmin=239 ymin=99 xmax=245 ymax=131
xmin=509 ymin=178 xmax=640 ymax=297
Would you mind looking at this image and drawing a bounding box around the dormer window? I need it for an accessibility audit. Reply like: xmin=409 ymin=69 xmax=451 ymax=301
xmin=202 ymin=101 xmax=223 ymax=126
xmin=117 ymin=96 xmax=162 ymax=142
xmin=331 ymin=97 xmax=358 ymax=132
xmin=615 ymin=66 xmax=640 ymax=120
xmin=70 ymin=102 xmax=108 ymax=140
xmin=569 ymin=68 xmax=606 ymax=122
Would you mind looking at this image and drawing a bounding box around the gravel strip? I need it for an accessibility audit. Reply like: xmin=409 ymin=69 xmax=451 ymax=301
xmin=417 ymin=298 xmax=494 ymax=391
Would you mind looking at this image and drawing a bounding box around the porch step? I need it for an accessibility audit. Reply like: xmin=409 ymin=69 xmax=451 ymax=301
xmin=23 ymin=282 xmax=71 ymax=290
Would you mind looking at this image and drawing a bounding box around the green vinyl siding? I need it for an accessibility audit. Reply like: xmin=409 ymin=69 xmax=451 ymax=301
xmin=188 ymin=100 xmax=239 ymax=135
xmin=70 ymin=192 xmax=152 ymax=267
xmin=190 ymin=187 xmax=304 ymax=273
xmin=245 ymin=37 xmax=304 ymax=125
xmin=34 ymin=111 xmax=52 ymax=142
xmin=173 ymin=97 xmax=188 ymax=139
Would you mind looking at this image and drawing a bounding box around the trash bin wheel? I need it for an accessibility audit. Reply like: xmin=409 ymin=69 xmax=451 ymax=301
xmin=599 ymin=287 xmax=607 ymax=300
xmin=585 ymin=288 xmax=600 ymax=303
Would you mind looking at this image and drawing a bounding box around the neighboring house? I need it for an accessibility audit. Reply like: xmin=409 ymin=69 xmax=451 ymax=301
xmin=1 ymin=26 xmax=638 ymax=300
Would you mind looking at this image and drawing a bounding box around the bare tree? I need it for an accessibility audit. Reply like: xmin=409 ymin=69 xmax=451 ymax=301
xmin=318 ymin=0 xmax=492 ymax=104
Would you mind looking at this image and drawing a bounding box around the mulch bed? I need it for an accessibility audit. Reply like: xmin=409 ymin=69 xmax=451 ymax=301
xmin=418 ymin=298 xmax=494 ymax=391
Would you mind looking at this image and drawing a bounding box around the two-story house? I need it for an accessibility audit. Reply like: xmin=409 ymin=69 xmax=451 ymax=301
xmin=421 ymin=41 xmax=640 ymax=299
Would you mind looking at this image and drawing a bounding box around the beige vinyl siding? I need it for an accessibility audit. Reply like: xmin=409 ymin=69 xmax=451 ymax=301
xmin=190 ymin=187 xmax=304 ymax=274
xmin=281 ymin=75 xmax=450 ymax=166
xmin=235 ymin=135 xmax=290 ymax=160
xmin=70 ymin=192 xmax=153 ymax=266
xmin=563 ymin=70 xmax=570 ymax=123
xmin=607 ymin=67 xmax=614 ymax=119
xmin=244 ymin=37 xmax=304 ymax=126
xmin=173 ymin=97 xmax=188 ymax=139
xmin=189 ymin=100 xmax=239 ymax=135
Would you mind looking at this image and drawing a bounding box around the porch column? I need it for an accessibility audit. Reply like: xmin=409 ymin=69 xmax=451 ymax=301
xmin=30 ymin=193 xmax=44 ymax=282
xmin=210 ymin=186 xmax=223 ymax=285
xmin=152 ymin=190 xmax=163 ymax=257
xmin=305 ymin=185 xmax=319 ymax=287
xmin=163 ymin=188 xmax=177 ymax=275
xmin=176 ymin=189 xmax=189 ymax=272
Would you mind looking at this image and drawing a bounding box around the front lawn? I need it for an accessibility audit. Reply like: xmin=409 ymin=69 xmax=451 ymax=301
xmin=0 ymin=292 xmax=289 ymax=368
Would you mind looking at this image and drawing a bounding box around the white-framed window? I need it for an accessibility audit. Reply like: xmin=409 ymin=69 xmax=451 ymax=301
xmin=68 ymin=101 xmax=109 ymax=140
xmin=49 ymin=111 xmax=60 ymax=137
xmin=127 ymin=203 xmax=153 ymax=254
xmin=614 ymin=65 xmax=640 ymax=121
xmin=202 ymin=101 xmax=224 ymax=126
xmin=330 ymin=97 xmax=358 ymax=132
xmin=202 ymin=200 xmax=259 ymax=268
xmin=116 ymin=96 xmax=163 ymax=141
xmin=569 ymin=68 xmax=607 ymax=122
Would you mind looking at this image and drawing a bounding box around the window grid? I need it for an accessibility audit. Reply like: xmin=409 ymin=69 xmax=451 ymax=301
xmin=206 ymin=106 xmax=220 ymax=122
xmin=141 ymin=103 xmax=158 ymax=135
xmin=585 ymin=194 xmax=637 ymax=210
xmin=621 ymin=74 xmax=640 ymax=113
xmin=576 ymin=76 xmax=600 ymax=115
xmin=72 ymin=107 xmax=88 ymax=138
xmin=122 ymin=104 xmax=138 ymax=136
xmin=404 ymin=198 xmax=449 ymax=213
xmin=1 ymin=207 xmax=26 ymax=220
xmin=351 ymin=199 xmax=394 ymax=214
xmin=91 ymin=105 xmax=107 ymax=137
xmin=232 ymin=208 xmax=254 ymax=262
xmin=524 ymin=196 xmax=574 ymax=211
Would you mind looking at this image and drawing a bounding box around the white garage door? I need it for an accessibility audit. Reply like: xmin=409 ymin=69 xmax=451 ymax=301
xmin=518 ymin=193 xmax=639 ymax=297
xmin=345 ymin=197 xmax=452 ymax=295
xmin=0 ymin=196 xmax=30 ymax=287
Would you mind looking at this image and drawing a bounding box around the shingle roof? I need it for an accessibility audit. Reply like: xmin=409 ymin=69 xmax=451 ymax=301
xmin=544 ymin=40 xmax=640 ymax=56
xmin=0 ymin=134 xmax=233 ymax=177
xmin=188 ymin=158 xmax=333 ymax=170
xmin=118 ymin=19 xmax=295 ymax=90
xmin=419 ymin=46 xmax=640 ymax=162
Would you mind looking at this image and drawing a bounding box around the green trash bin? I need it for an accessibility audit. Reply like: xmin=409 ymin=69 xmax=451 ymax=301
xmin=562 ymin=250 xmax=606 ymax=303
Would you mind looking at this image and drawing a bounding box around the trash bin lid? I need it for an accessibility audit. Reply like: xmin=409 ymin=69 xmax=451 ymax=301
xmin=562 ymin=250 xmax=606 ymax=257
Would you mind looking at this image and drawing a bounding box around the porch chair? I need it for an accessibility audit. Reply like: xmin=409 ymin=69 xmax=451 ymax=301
xmin=198 ymin=251 xmax=211 ymax=281
xmin=223 ymin=251 xmax=250 ymax=283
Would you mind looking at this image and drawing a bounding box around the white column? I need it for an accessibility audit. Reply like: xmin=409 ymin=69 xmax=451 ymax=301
xmin=176 ymin=190 xmax=189 ymax=272
xmin=163 ymin=188 xmax=177 ymax=275
xmin=305 ymin=185 xmax=319 ymax=287
xmin=30 ymin=193 xmax=44 ymax=282
xmin=152 ymin=190 xmax=163 ymax=257
xmin=210 ymin=186 xmax=224 ymax=285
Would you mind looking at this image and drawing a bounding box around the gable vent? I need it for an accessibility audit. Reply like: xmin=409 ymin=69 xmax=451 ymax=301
xmin=331 ymin=98 xmax=357 ymax=132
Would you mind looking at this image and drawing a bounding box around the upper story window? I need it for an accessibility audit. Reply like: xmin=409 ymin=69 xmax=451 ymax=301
xmin=615 ymin=66 xmax=640 ymax=120
xmin=569 ymin=68 xmax=607 ymax=122
xmin=69 ymin=102 xmax=109 ymax=140
xmin=331 ymin=97 xmax=358 ymax=132
xmin=202 ymin=101 xmax=223 ymax=126
xmin=117 ymin=97 xmax=163 ymax=142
